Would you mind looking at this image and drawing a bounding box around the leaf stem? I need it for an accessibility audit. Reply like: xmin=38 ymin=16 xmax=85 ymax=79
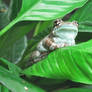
xmin=33 ymin=22 xmax=41 ymax=37
xmin=0 ymin=18 xmax=19 ymax=37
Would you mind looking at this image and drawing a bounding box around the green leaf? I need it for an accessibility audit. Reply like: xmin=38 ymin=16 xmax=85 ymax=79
xmin=54 ymin=88 xmax=92 ymax=92
xmin=0 ymin=66 xmax=45 ymax=92
xmin=0 ymin=22 xmax=36 ymax=64
xmin=18 ymin=0 xmax=88 ymax=21
xmin=0 ymin=22 xmax=36 ymax=49
xmin=0 ymin=58 xmax=22 ymax=77
xmin=0 ymin=36 xmax=27 ymax=64
xmin=70 ymin=0 xmax=92 ymax=32
xmin=23 ymin=40 xmax=92 ymax=84
xmin=0 ymin=0 xmax=88 ymax=36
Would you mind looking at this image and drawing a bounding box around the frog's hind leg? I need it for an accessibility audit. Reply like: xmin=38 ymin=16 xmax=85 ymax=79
xmin=30 ymin=50 xmax=42 ymax=62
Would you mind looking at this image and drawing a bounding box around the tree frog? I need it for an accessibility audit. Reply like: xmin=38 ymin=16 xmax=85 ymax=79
xmin=31 ymin=19 xmax=78 ymax=62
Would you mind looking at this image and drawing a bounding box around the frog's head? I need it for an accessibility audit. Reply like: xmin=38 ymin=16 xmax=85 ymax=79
xmin=53 ymin=20 xmax=78 ymax=39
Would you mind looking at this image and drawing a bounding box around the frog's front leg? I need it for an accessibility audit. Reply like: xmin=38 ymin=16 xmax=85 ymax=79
xmin=43 ymin=37 xmax=64 ymax=51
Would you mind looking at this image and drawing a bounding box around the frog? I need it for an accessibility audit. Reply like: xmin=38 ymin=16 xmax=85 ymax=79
xmin=30 ymin=19 xmax=78 ymax=62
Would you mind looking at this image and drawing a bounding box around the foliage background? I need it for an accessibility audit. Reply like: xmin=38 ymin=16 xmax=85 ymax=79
xmin=1 ymin=0 xmax=92 ymax=92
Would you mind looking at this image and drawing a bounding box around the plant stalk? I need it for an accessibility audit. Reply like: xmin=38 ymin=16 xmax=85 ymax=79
xmin=33 ymin=22 xmax=41 ymax=37
xmin=0 ymin=18 xmax=19 ymax=37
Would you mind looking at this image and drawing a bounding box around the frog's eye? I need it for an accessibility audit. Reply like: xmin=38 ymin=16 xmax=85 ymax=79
xmin=54 ymin=19 xmax=63 ymax=27
xmin=72 ymin=21 xmax=78 ymax=27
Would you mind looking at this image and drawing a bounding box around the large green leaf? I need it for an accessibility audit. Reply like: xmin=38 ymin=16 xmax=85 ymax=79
xmin=70 ymin=0 xmax=92 ymax=32
xmin=0 ymin=36 xmax=27 ymax=64
xmin=0 ymin=0 xmax=88 ymax=36
xmin=23 ymin=40 xmax=92 ymax=84
xmin=0 ymin=66 xmax=45 ymax=92
xmin=0 ymin=58 xmax=45 ymax=92
xmin=0 ymin=22 xmax=36 ymax=64
xmin=18 ymin=0 xmax=88 ymax=21
xmin=0 ymin=22 xmax=36 ymax=49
